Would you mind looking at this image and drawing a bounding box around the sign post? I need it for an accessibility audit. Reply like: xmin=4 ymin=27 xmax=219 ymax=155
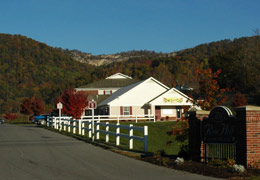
xmin=88 ymin=100 xmax=97 ymax=141
xmin=57 ymin=102 xmax=63 ymax=131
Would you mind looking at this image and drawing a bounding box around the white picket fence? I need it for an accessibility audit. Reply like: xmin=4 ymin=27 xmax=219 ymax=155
xmin=81 ymin=114 xmax=155 ymax=123
xmin=48 ymin=116 xmax=149 ymax=152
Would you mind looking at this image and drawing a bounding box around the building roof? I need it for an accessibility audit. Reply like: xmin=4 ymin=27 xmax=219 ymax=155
xmin=87 ymin=95 xmax=111 ymax=104
xmin=98 ymin=77 xmax=169 ymax=107
xmin=78 ymin=73 xmax=137 ymax=89
xmin=78 ymin=78 xmax=139 ymax=89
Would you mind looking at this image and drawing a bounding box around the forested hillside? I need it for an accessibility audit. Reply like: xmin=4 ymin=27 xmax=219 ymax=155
xmin=0 ymin=34 xmax=97 ymax=113
xmin=96 ymin=36 xmax=260 ymax=105
xmin=0 ymin=33 xmax=260 ymax=114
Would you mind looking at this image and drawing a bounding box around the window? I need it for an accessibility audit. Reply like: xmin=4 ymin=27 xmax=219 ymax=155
xmin=104 ymin=90 xmax=112 ymax=95
xmin=123 ymin=107 xmax=130 ymax=115
xmin=85 ymin=109 xmax=92 ymax=116
xmin=120 ymin=106 xmax=132 ymax=116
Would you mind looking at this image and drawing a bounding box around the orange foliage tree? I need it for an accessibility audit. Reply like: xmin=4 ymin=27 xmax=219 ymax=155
xmin=232 ymin=92 xmax=247 ymax=107
xmin=20 ymin=97 xmax=45 ymax=115
xmin=57 ymin=88 xmax=88 ymax=119
xmin=197 ymin=68 xmax=231 ymax=110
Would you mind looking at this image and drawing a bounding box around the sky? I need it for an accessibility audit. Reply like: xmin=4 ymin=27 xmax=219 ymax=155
xmin=1 ymin=0 xmax=260 ymax=55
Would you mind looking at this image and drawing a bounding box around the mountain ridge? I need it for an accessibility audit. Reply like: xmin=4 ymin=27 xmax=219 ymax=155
xmin=1 ymin=33 xmax=260 ymax=114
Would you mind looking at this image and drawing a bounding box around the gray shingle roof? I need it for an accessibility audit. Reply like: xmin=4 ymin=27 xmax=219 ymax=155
xmin=79 ymin=78 xmax=139 ymax=88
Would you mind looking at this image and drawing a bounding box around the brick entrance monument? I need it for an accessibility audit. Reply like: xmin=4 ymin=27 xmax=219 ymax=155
xmin=235 ymin=105 xmax=260 ymax=168
xmin=189 ymin=105 xmax=260 ymax=168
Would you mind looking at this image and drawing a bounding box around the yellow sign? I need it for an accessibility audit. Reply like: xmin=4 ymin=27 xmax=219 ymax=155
xmin=163 ymin=97 xmax=183 ymax=103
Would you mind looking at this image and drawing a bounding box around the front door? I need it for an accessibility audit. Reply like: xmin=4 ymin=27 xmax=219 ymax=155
xmin=155 ymin=106 xmax=161 ymax=121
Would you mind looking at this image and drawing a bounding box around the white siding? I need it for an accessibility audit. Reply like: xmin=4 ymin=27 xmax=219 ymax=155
xmin=110 ymin=106 xmax=120 ymax=116
xmin=109 ymin=78 xmax=167 ymax=106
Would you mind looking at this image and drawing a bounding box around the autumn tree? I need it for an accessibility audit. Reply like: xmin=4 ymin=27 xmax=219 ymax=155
xmin=232 ymin=92 xmax=247 ymax=107
xmin=58 ymin=88 xmax=88 ymax=119
xmin=31 ymin=96 xmax=45 ymax=115
xmin=197 ymin=68 xmax=230 ymax=110
xmin=20 ymin=98 xmax=33 ymax=115
xmin=20 ymin=97 xmax=45 ymax=115
xmin=152 ymin=63 xmax=174 ymax=87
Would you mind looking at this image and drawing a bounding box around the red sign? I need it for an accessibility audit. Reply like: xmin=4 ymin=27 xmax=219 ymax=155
xmin=88 ymin=101 xmax=97 ymax=109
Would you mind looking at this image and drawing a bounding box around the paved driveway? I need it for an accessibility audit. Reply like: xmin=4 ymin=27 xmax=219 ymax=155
xmin=0 ymin=124 xmax=223 ymax=180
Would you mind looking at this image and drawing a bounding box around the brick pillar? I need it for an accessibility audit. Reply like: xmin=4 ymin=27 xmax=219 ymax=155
xmin=235 ymin=105 xmax=260 ymax=168
xmin=188 ymin=111 xmax=202 ymax=161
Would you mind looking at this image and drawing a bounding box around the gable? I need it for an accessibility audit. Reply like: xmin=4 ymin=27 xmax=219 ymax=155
xmin=106 ymin=73 xmax=132 ymax=79
xmin=148 ymin=88 xmax=193 ymax=106
xmin=98 ymin=77 xmax=169 ymax=106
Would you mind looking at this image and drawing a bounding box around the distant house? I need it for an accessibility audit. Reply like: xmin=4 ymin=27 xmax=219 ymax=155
xmin=76 ymin=73 xmax=137 ymax=96
xmin=98 ymin=77 xmax=194 ymax=120
xmin=75 ymin=73 xmax=138 ymax=115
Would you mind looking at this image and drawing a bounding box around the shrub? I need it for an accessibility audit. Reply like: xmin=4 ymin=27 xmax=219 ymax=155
xmin=208 ymin=158 xmax=225 ymax=167
xmin=226 ymin=159 xmax=236 ymax=168
xmin=248 ymin=159 xmax=260 ymax=169
xmin=232 ymin=164 xmax=245 ymax=174
xmin=175 ymin=157 xmax=184 ymax=165
xmin=3 ymin=113 xmax=18 ymax=121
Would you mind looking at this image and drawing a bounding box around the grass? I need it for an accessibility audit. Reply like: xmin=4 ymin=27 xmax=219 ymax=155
xmin=79 ymin=121 xmax=181 ymax=155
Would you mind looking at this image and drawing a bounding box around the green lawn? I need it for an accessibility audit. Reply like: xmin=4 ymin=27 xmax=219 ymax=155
xmin=81 ymin=121 xmax=183 ymax=155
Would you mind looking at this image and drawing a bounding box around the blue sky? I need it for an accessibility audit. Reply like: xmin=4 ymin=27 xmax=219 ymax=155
xmin=1 ymin=0 xmax=260 ymax=55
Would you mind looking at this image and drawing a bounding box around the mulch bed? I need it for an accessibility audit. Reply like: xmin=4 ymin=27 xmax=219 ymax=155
xmin=142 ymin=156 xmax=260 ymax=179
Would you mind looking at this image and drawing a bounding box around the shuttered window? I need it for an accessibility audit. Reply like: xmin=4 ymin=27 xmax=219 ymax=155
xmin=120 ymin=106 xmax=132 ymax=115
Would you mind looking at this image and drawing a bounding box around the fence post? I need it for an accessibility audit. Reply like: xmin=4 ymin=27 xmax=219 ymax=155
xmin=96 ymin=120 xmax=100 ymax=140
xmin=144 ymin=126 xmax=148 ymax=152
xmin=116 ymin=123 xmax=120 ymax=146
xmin=135 ymin=115 xmax=138 ymax=123
xmin=64 ymin=119 xmax=67 ymax=131
xmin=73 ymin=120 xmax=76 ymax=134
xmin=54 ymin=118 xmax=56 ymax=129
xmin=79 ymin=119 xmax=82 ymax=135
xmin=88 ymin=120 xmax=92 ymax=138
xmin=68 ymin=119 xmax=71 ymax=132
xmin=106 ymin=122 xmax=109 ymax=142
xmin=59 ymin=118 xmax=62 ymax=131
xmin=129 ymin=124 xmax=133 ymax=149
xmin=117 ymin=115 xmax=120 ymax=123
xmin=92 ymin=109 xmax=95 ymax=141
xmin=82 ymin=120 xmax=85 ymax=136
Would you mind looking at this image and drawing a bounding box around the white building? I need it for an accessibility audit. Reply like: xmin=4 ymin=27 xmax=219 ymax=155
xmin=98 ymin=76 xmax=194 ymax=120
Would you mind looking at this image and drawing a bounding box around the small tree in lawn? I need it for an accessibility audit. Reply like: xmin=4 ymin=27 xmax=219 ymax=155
xmin=58 ymin=88 xmax=88 ymax=119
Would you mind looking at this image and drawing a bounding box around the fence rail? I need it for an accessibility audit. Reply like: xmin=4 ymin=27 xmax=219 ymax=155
xmin=81 ymin=114 xmax=155 ymax=123
xmin=48 ymin=116 xmax=149 ymax=152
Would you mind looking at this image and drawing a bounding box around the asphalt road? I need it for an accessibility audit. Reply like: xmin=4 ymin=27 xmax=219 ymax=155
xmin=0 ymin=124 xmax=223 ymax=180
